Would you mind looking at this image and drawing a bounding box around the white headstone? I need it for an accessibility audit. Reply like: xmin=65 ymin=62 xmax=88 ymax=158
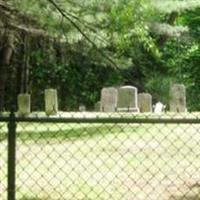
xmin=169 ymin=84 xmax=187 ymax=112
xmin=117 ymin=86 xmax=139 ymax=112
xmin=45 ymin=89 xmax=58 ymax=115
xmin=138 ymin=93 xmax=152 ymax=112
xmin=154 ymin=102 xmax=166 ymax=114
xmin=100 ymin=87 xmax=118 ymax=112
xmin=17 ymin=93 xmax=31 ymax=115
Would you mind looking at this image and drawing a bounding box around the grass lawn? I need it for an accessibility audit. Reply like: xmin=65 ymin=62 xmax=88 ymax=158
xmin=1 ymin=113 xmax=200 ymax=199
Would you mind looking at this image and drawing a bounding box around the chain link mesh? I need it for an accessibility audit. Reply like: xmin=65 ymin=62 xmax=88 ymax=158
xmin=0 ymin=121 xmax=7 ymax=200
xmin=1 ymin=113 xmax=200 ymax=200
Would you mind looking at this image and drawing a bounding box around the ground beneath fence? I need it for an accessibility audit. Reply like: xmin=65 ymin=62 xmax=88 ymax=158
xmin=1 ymin=120 xmax=200 ymax=199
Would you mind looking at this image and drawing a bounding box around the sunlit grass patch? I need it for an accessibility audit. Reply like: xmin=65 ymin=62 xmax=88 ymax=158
xmin=1 ymin=120 xmax=200 ymax=200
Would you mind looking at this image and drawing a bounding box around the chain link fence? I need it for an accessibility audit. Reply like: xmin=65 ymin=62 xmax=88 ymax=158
xmin=1 ymin=112 xmax=200 ymax=200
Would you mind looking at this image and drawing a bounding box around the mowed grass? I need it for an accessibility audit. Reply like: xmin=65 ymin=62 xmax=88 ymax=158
xmin=1 ymin=119 xmax=200 ymax=200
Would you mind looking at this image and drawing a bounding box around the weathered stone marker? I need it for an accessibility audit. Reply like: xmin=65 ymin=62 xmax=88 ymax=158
xmin=79 ymin=104 xmax=86 ymax=112
xmin=169 ymin=84 xmax=187 ymax=112
xmin=117 ymin=86 xmax=139 ymax=112
xmin=94 ymin=101 xmax=101 ymax=112
xmin=138 ymin=93 xmax=152 ymax=112
xmin=45 ymin=89 xmax=58 ymax=115
xmin=100 ymin=87 xmax=118 ymax=112
xmin=17 ymin=93 xmax=31 ymax=115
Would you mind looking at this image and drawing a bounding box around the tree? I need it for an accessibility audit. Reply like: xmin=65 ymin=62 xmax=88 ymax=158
xmin=0 ymin=0 xmax=200 ymax=110
xmin=0 ymin=30 xmax=14 ymax=111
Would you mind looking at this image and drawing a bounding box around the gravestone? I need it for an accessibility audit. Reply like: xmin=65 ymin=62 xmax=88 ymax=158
xmin=153 ymin=102 xmax=166 ymax=114
xmin=94 ymin=101 xmax=101 ymax=112
xmin=169 ymin=84 xmax=187 ymax=112
xmin=100 ymin=87 xmax=118 ymax=112
xmin=17 ymin=93 xmax=31 ymax=115
xmin=117 ymin=86 xmax=139 ymax=112
xmin=45 ymin=89 xmax=58 ymax=115
xmin=79 ymin=104 xmax=86 ymax=112
xmin=138 ymin=93 xmax=152 ymax=112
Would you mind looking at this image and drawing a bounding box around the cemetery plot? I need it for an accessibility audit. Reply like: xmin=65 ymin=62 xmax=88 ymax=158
xmin=16 ymin=84 xmax=188 ymax=115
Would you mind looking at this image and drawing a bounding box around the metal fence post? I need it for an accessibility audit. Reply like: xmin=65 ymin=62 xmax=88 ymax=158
xmin=7 ymin=110 xmax=17 ymax=200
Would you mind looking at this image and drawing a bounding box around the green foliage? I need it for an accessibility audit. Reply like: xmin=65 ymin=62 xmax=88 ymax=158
xmin=108 ymin=0 xmax=159 ymax=56
xmin=152 ymin=0 xmax=200 ymax=13
xmin=160 ymin=7 xmax=200 ymax=111
xmin=29 ymin=41 xmax=122 ymax=110
xmin=145 ymin=75 xmax=173 ymax=106
xmin=2 ymin=0 xmax=200 ymax=110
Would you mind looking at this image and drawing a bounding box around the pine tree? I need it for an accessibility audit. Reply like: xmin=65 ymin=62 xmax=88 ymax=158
xmin=151 ymin=0 xmax=200 ymax=45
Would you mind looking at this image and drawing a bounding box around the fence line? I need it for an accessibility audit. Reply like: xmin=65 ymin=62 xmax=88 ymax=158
xmin=1 ymin=112 xmax=200 ymax=200
xmin=1 ymin=115 xmax=200 ymax=124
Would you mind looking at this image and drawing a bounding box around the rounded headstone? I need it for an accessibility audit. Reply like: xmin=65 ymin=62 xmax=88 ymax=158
xmin=45 ymin=89 xmax=58 ymax=115
xmin=94 ymin=101 xmax=101 ymax=112
xmin=138 ymin=93 xmax=152 ymax=112
xmin=117 ymin=86 xmax=139 ymax=112
xmin=154 ymin=101 xmax=166 ymax=114
xmin=79 ymin=104 xmax=86 ymax=112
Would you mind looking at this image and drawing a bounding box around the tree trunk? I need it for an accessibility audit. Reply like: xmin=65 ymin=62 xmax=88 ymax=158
xmin=21 ymin=34 xmax=30 ymax=93
xmin=16 ymin=34 xmax=30 ymax=94
xmin=157 ymin=12 xmax=179 ymax=46
xmin=0 ymin=32 xmax=13 ymax=111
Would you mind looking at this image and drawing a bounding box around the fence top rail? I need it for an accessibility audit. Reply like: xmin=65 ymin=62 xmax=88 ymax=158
xmin=1 ymin=114 xmax=200 ymax=124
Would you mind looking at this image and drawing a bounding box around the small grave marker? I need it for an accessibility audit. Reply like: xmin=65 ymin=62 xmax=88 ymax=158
xmin=17 ymin=93 xmax=31 ymax=115
xmin=45 ymin=89 xmax=58 ymax=115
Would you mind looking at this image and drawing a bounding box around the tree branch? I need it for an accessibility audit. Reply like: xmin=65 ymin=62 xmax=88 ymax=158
xmin=157 ymin=11 xmax=179 ymax=46
xmin=46 ymin=0 xmax=119 ymax=69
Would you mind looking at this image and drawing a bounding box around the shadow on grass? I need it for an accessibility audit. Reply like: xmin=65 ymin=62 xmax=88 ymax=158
xmin=169 ymin=195 xmax=200 ymax=200
xmin=169 ymin=184 xmax=200 ymax=200
xmin=0 ymin=132 xmax=7 ymax=142
xmin=20 ymin=198 xmax=46 ymax=200
xmin=17 ymin=123 xmax=141 ymax=142
xmin=0 ymin=123 xmax=7 ymax=141
xmin=20 ymin=197 xmax=54 ymax=200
